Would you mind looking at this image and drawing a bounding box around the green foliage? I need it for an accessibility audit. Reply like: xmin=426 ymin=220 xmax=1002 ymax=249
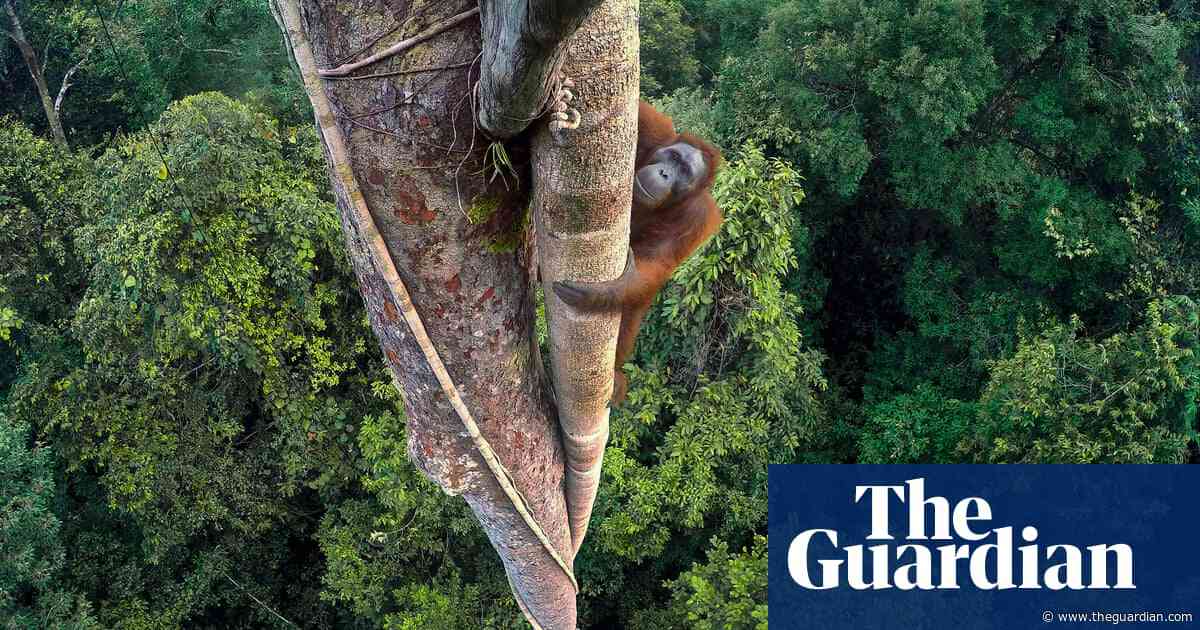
xmin=657 ymin=536 xmax=768 ymax=630
xmin=4 ymin=94 xmax=399 ymax=626
xmin=27 ymin=92 xmax=363 ymax=518
xmin=0 ymin=413 xmax=97 ymax=629
xmin=644 ymin=145 xmax=818 ymax=416
xmin=0 ymin=118 xmax=87 ymax=331
xmin=686 ymin=0 xmax=1200 ymax=464
xmin=0 ymin=301 xmax=20 ymax=342
xmin=317 ymin=400 xmax=528 ymax=629
xmin=2 ymin=92 xmax=534 ymax=629
xmin=639 ymin=0 xmax=702 ymax=97
xmin=967 ymin=298 xmax=1200 ymax=462
xmin=0 ymin=1 xmax=1196 ymax=628
xmin=859 ymin=386 xmax=976 ymax=464
xmin=0 ymin=0 xmax=304 ymax=145
xmin=0 ymin=118 xmax=89 ymax=399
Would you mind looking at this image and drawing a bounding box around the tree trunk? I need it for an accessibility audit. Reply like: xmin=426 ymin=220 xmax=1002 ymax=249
xmin=274 ymin=1 xmax=576 ymax=626
xmin=276 ymin=0 xmax=637 ymax=625
xmin=532 ymin=2 xmax=638 ymax=553
xmin=475 ymin=0 xmax=602 ymax=139
xmin=474 ymin=0 xmax=637 ymax=556
xmin=3 ymin=0 xmax=68 ymax=148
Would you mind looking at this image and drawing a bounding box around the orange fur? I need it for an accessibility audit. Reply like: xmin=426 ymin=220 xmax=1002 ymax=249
xmin=555 ymin=101 xmax=723 ymax=405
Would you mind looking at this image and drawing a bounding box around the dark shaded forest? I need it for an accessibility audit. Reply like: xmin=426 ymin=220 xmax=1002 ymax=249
xmin=1 ymin=0 xmax=1197 ymax=627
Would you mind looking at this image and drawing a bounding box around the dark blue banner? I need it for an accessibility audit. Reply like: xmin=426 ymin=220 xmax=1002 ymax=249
xmin=768 ymin=466 xmax=1199 ymax=629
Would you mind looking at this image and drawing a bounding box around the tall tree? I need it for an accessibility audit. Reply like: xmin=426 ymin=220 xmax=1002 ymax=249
xmin=274 ymin=0 xmax=637 ymax=627
xmin=1 ymin=0 xmax=87 ymax=147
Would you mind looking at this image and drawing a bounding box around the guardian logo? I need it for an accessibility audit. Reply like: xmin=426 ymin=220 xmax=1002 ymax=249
xmin=769 ymin=466 xmax=1198 ymax=629
xmin=787 ymin=478 xmax=1135 ymax=591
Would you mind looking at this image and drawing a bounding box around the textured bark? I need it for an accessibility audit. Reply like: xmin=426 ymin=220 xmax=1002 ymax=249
xmin=533 ymin=2 xmax=638 ymax=553
xmin=317 ymin=7 xmax=479 ymax=78
xmin=3 ymin=0 xmax=67 ymax=147
xmin=277 ymin=1 xmax=575 ymax=627
xmin=475 ymin=0 xmax=602 ymax=138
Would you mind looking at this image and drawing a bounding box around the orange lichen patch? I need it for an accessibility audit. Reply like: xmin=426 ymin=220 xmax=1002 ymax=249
xmin=476 ymin=286 xmax=495 ymax=308
xmin=444 ymin=273 xmax=461 ymax=293
xmin=383 ymin=300 xmax=399 ymax=322
xmin=386 ymin=349 xmax=400 ymax=364
xmin=447 ymin=460 xmax=465 ymax=489
xmin=393 ymin=186 xmax=435 ymax=224
xmin=367 ymin=165 xmax=386 ymax=186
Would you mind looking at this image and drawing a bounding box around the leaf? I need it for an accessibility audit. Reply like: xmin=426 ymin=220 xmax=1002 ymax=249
xmin=124 ymin=276 xmax=137 ymax=288
xmin=157 ymin=162 xmax=169 ymax=180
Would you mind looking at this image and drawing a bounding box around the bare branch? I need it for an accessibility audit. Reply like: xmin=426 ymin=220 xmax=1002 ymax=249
xmin=180 ymin=40 xmax=239 ymax=56
xmin=221 ymin=573 xmax=297 ymax=629
xmin=321 ymin=59 xmax=473 ymax=81
xmin=317 ymin=7 xmax=479 ymax=78
xmin=4 ymin=0 xmax=67 ymax=147
xmin=53 ymin=45 xmax=90 ymax=116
